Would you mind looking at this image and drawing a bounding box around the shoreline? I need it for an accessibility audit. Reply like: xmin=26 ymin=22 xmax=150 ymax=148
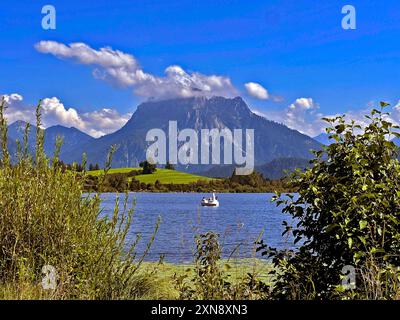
xmin=87 ymin=190 xmax=283 ymax=194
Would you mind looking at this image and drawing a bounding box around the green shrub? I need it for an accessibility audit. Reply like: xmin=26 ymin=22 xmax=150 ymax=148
xmin=139 ymin=160 xmax=156 ymax=174
xmin=260 ymin=104 xmax=400 ymax=299
xmin=0 ymin=99 xmax=158 ymax=299
xmin=102 ymin=172 xmax=129 ymax=191
xmin=174 ymin=232 xmax=268 ymax=300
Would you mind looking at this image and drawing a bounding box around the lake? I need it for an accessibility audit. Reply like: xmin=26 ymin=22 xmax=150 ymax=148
xmin=100 ymin=192 xmax=297 ymax=263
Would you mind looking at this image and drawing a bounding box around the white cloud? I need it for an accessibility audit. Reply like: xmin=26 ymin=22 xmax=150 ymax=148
xmin=35 ymin=41 xmax=239 ymax=100
xmin=1 ymin=94 xmax=131 ymax=138
xmin=258 ymin=97 xmax=325 ymax=137
xmin=245 ymin=82 xmax=269 ymax=100
xmin=255 ymin=98 xmax=400 ymax=138
xmin=1 ymin=93 xmax=34 ymax=124
xmin=81 ymin=108 xmax=131 ymax=137
xmin=289 ymin=97 xmax=314 ymax=110
xmin=392 ymin=100 xmax=400 ymax=112
xmin=41 ymin=97 xmax=83 ymax=129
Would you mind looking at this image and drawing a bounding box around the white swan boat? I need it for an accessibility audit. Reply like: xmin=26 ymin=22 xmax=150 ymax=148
xmin=201 ymin=193 xmax=219 ymax=207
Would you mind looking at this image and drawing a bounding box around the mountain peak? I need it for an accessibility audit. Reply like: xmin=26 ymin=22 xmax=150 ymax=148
xmin=46 ymin=124 xmax=78 ymax=131
xmin=9 ymin=120 xmax=32 ymax=128
xmin=60 ymin=95 xmax=321 ymax=168
xmin=123 ymin=95 xmax=252 ymax=133
xmin=139 ymin=95 xmax=247 ymax=108
xmin=136 ymin=95 xmax=251 ymax=116
xmin=313 ymin=133 xmax=331 ymax=145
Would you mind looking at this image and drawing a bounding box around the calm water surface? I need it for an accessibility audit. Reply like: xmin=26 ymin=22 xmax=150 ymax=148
xmin=100 ymin=193 xmax=297 ymax=263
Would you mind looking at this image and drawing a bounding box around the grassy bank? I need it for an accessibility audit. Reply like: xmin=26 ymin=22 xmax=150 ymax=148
xmin=88 ymin=167 xmax=215 ymax=184
xmin=136 ymin=169 xmax=214 ymax=184
xmin=88 ymin=167 xmax=139 ymax=176
xmin=134 ymin=259 xmax=273 ymax=300
xmin=0 ymin=258 xmax=272 ymax=300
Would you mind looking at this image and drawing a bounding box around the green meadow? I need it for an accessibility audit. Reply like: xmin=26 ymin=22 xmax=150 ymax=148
xmin=88 ymin=167 xmax=215 ymax=184
xmin=136 ymin=259 xmax=273 ymax=300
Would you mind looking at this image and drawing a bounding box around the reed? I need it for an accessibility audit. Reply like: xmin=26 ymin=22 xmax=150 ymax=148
xmin=0 ymin=99 xmax=159 ymax=299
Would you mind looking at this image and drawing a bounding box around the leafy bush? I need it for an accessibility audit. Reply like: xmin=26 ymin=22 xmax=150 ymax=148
xmin=139 ymin=160 xmax=156 ymax=174
xmin=102 ymin=172 xmax=129 ymax=191
xmin=260 ymin=104 xmax=400 ymax=299
xmin=0 ymin=99 xmax=158 ymax=299
xmin=175 ymin=232 xmax=268 ymax=300
xmin=229 ymin=171 xmax=267 ymax=188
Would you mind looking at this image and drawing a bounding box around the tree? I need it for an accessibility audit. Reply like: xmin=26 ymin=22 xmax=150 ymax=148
xmin=139 ymin=160 xmax=156 ymax=174
xmin=229 ymin=170 xmax=266 ymax=188
xmin=165 ymin=161 xmax=175 ymax=170
xmin=260 ymin=104 xmax=400 ymax=299
xmin=104 ymin=173 xmax=127 ymax=191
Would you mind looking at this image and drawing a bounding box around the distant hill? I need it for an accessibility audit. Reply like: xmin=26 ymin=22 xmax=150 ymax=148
xmin=60 ymin=96 xmax=321 ymax=168
xmin=199 ymin=157 xmax=312 ymax=180
xmin=7 ymin=120 xmax=37 ymax=149
xmin=196 ymin=164 xmax=237 ymax=178
xmin=44 ymin=125 xmax=94 ymax=155
xmin=257 ymin=157 xmax=311 ymax=180
xmin=7 ymin=120 xmax=94 ymax=159
xmin=313 ymin=133 xmax=332 ymax=145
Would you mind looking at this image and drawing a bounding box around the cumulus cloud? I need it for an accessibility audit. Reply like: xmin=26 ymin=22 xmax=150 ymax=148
xmin=1 ymin=94 xmax=34 ymax=124
xmin=289 ymin=97 xmax=314 ymax=110
xmin=1 ymin=94 xmax=131 ymax=138
xmin=80 ymin=108 xmax=131 ymax=137
xmin=35 ymin=41 xmax=238 ymax=100
xmin=245 ymin=82 xmax=269 ymax=100
xmin=258 ymin=97 xmax=325 ymax=137
xmin=392 ymin=100 xmax=400 ymax=112
xmin=255 ymin=98 xmax=400 ymax=138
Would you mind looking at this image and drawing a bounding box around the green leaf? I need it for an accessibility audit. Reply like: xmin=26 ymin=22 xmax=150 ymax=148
xmin=380 ymin=101 xmax=390 ymax=107
xmin=358 ymin=236 xmax=366 ymax=245
xmin=348 ymin=237 xmax=353 ymax=248
xmin=359 ymin=220 xmax=368 ymax=230
xmin=371 ymin=247 xmax=385 ymax=254
xmin=312 ymin=186 xmax=318 ymax=194
xmin=354 ymin=251 xmax=365 ymax=261
xmin=325 ymin=223 xmax=339 ymax=233
xmin=335 ymin=124 xmax=346 ymax=134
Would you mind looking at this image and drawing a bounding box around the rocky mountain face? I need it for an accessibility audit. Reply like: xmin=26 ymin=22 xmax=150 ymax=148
xmin=44 ymin=125 xmax=94 ymax=155
xmin=5 ymin=97 xmax=321 ymax=174
xmin=60 ymin=96 xmax=321 ymax=168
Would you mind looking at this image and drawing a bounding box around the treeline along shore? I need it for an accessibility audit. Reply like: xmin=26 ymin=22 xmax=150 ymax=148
xmin=81 ymin=166 xmax=296 ymax=193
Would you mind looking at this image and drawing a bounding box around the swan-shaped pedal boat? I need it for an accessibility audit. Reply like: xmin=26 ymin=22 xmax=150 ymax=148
xmin=201 ymin=193 xmax=219 ymax=207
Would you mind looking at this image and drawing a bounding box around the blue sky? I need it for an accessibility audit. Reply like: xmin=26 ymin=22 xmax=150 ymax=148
xmin=1 ymin=0 xmax=400 ymax=137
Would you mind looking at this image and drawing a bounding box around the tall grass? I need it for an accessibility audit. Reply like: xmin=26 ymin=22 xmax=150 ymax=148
xmin=173 ymin=231 xmax=269 ymax=300
xmin=0 ymin=98 xmax=158 ymax=299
